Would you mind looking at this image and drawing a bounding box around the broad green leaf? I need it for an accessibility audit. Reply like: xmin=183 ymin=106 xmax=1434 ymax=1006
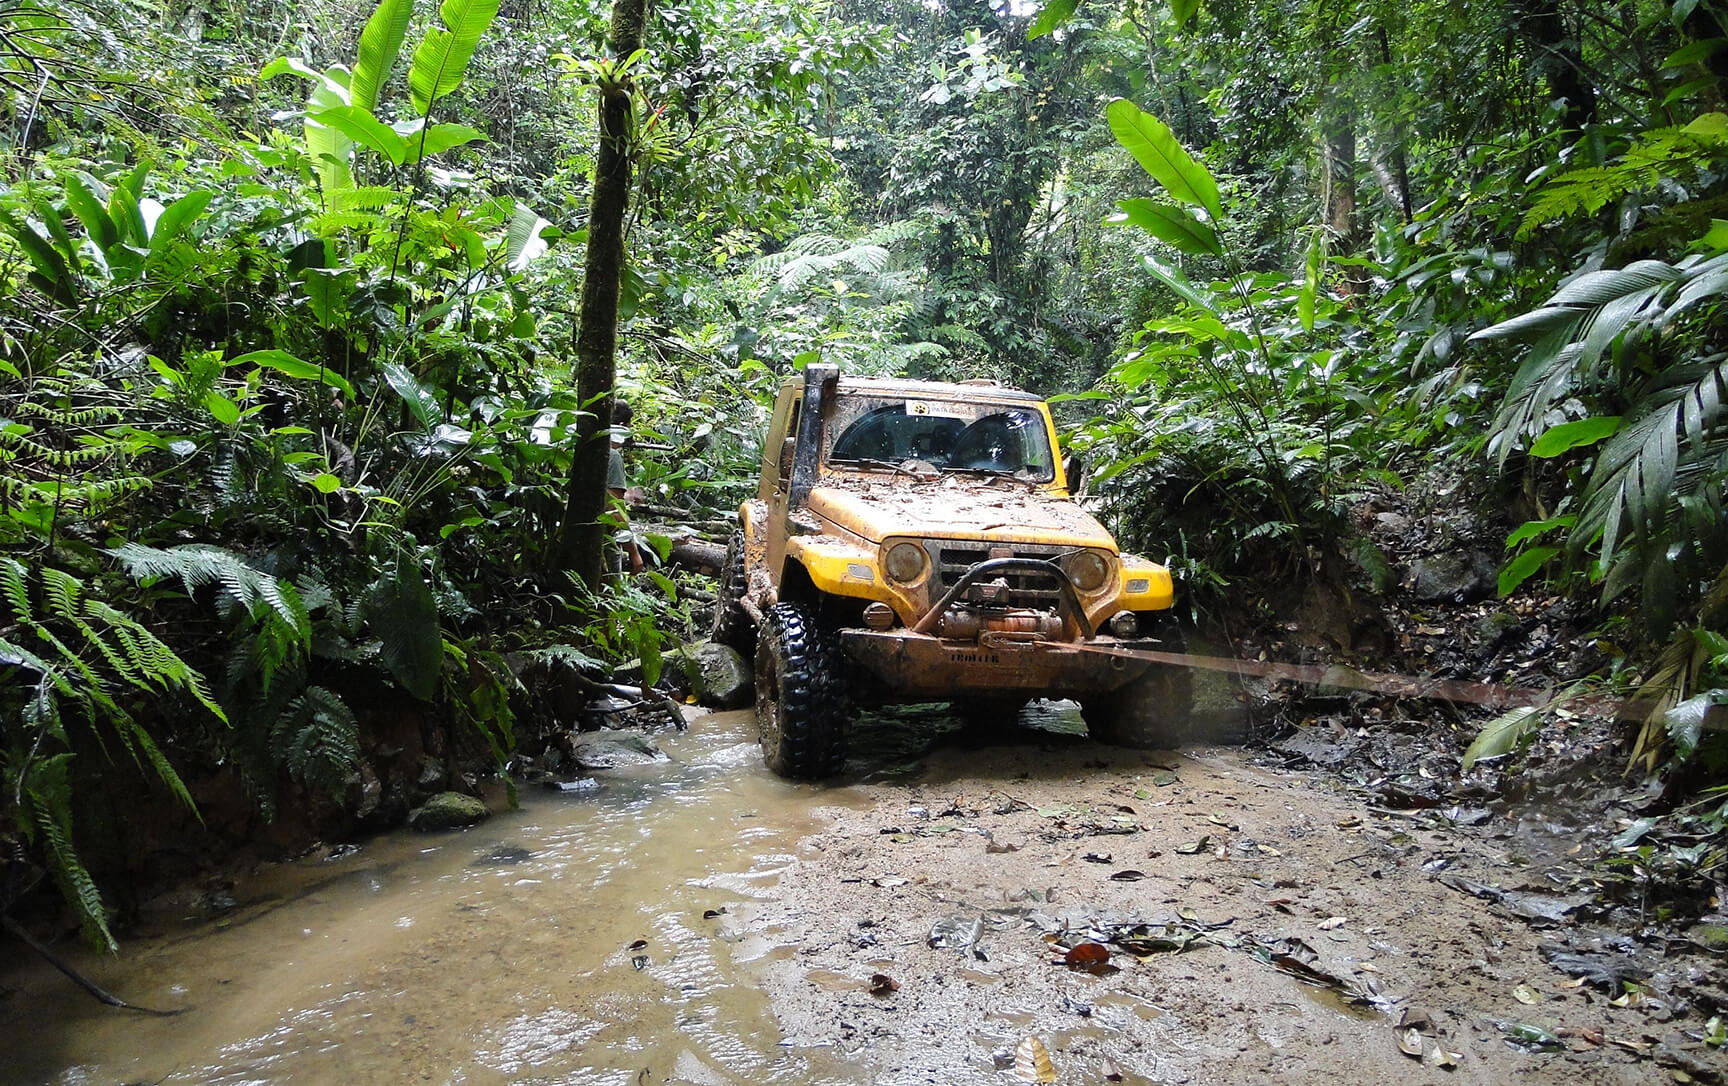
xmin=1497 ymin=546 xmax=1558 ymax=596
xmin=1106 ymin=98 xmax=1223 ymax=222
xmin=1170 ymin=0 xmax=1199 ymax=27
xmin=383 ymin=360 xmax=442 ymax=429
xmin=1702 ymin=219 xmax=1728 ymax=252
xmin=228 ymin=349 xmax=356 ymax=399
xmin=1505 ymin=515 xmax=1575 ymax=548
xmin=350 ymin=0 xmax=413 ymax=112
xmin=146 ymin=190 xmax=212 ymax=263
xmin=310 ymin=472 xmax=343 ymax=493
xmin=1548 ymin=261 xmax=1684 ymax=307
xmin=1461 ymin=706 xmax=1541 ymax=770
xmin=0 ymin=211 xmax=73 ymax=302
xmin=506 ymin=204 xmax=550 ymax=272
xmin=1683 ymin=111 xmax=1727 ymax=140
xmin=1298 ymin=227 xmax=1323 ymax=333
xmin=398 ymin=121 xmax=488 ymax=165
xmin=301 ymin=69 xmax=357 ymax=198
xmin=313 ymin=105 xmax=408 ymax=165
xmin=62 ymin=175 xmax=117 ymax=254
xmin=1028 ymin=0 xmax=1078 ymax=39
xmin=108 ymin=159 xmax=151 ymax=247
xmin=1109 ymin=198 xmax=1221 ymax=255
xmin=1530 ymin=416 xmax=1623 ymax=458
xmin=1140 ymin=253 xmax=1214 ymax=312
xmin=408 ymin=0 xmax=501 ymax=117
xmin=1662 ymin=39 xmax=1723 ymax=69
xmin=1468 ymin=304 xmax=1581 ymax=342
xmin=204 ymin=390 xmax=241 ymax=426
xmin=36 ymin=198 xmax=79 ymax=274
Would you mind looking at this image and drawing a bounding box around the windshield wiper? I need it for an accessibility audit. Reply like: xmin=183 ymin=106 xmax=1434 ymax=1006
xmin=833 ymin=457 xmax=939 ymax=478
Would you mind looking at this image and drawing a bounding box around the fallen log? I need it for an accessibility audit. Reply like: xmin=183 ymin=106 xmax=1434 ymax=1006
xmin=668 ymin=538 xmax=726 ymax=575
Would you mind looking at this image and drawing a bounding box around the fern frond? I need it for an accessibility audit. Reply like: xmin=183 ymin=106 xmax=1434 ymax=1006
xmin=24 ymin=759 xmax=116 ymax=951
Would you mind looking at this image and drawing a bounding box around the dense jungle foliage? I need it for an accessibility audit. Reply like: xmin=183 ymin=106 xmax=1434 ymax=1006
xmin=0 ymin=0 xmax=1725 ymax=945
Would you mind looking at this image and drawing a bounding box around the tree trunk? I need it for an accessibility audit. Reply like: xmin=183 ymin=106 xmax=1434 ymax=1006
xmin=1322 ymin=103 xmax=1358 ymax=243
xmin=1519 ymin=0 xmax=1597 ymax=136
xmin=1374 ymin=26 xmax=1413 ymax=223
xmin=557 ymin=0 xmax=648 ymax=589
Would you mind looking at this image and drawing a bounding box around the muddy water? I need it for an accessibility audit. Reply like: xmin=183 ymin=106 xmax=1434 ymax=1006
xmin=0 ymin=711 xmax=869 ymax=1086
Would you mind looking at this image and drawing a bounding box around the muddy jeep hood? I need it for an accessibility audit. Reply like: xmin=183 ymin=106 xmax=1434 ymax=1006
xmin=805 ymin=477 xmax=1115 ymax=548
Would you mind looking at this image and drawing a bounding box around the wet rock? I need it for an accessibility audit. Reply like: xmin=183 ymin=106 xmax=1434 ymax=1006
xmin=1406 ymin=552 xmax=1498 ymax=603
xmin=409 ymin=791 xmax=489 ymax=831
xmin=417 ymin=756 xmax=447 ymax=791
xmin=570 ymin=729 xmax=669 ymax=770
xmin=1272 ymin=725 xmax=1365 ymax=768
xmin=345 ymin=761 xmax=383 ymax=821
xmin=691 ymin=642 xmax=753 ymax=710
xmin=1654 ymin=1033 xmax=1726 ymax=1085
xmin=1477 ymin=610 xmax=1522 ymax=647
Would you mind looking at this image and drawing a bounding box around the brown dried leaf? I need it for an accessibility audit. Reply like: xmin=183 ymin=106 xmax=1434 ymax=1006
xmin=1513 ymin=983 xmax=1542 ymax=1005
xmin=1014 ymin=1036 xmax=1057 ymax=1083
xmin=1398 ymin=1027 xmax=1424 ymax=1057
xmin=868 ymin=973 xmax=899 ymax=996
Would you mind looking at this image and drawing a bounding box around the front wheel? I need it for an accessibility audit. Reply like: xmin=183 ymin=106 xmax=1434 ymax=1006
xmin=1081 ymin=665 xmax=1194 ymax=749
xmin=710 ymin=531 xmax=756 ymax=656
xmin=755 ymin=602 xmax=848 ymax=779
xmin=1082 ymin=615 xmax=1193 ymax=749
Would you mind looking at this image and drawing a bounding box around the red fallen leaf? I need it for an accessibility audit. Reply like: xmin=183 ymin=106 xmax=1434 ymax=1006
xmin=868 ymin=973 xmax=899 ymax=996
xmin=1060 ymin=942 xmax=1116 ymax=974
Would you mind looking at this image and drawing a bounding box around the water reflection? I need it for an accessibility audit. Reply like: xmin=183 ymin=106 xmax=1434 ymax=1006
xmin=0 ymin=711 xmax=862 ymax=1086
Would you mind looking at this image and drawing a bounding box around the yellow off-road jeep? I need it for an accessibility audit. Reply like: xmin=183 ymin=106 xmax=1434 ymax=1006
xmin=713 ymin=364 xmax=1191 ymax=778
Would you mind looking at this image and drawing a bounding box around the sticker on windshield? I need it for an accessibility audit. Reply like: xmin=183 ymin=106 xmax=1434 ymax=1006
xmin=906 ymin=400 xmax=969 ymax=420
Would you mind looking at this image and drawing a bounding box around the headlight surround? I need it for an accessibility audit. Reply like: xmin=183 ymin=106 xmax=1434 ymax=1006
xmin=884 ymin=541 xmax=927 ymax=584
xmin=1066 ymin=550 xmax=1110 ymax=593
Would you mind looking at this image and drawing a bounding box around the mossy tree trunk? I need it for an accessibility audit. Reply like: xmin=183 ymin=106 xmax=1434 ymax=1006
xmin=558 ymin=0 xmax=648 ymax=589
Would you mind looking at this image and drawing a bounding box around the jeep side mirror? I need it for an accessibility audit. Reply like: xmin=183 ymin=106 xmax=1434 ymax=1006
xmin=1063 ymin=453 xmax=1085 ymax=493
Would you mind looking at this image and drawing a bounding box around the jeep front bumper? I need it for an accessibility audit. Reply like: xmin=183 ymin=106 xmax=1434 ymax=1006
xmin=838 ymin=629 xmax=1164 ymax=701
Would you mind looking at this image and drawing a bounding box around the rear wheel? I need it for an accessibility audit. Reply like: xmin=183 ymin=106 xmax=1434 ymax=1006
xmin=755 ymin=602 xmax=848 ymax=778
xmin=710 ymin=531 xmax=755 ymax=656
xmin=1082 ymin=615 xmax=1193 ymax=749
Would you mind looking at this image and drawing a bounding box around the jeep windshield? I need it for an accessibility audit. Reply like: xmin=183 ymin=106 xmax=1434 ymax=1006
xmin=824 ymin=397 xmax=1056 ymax=482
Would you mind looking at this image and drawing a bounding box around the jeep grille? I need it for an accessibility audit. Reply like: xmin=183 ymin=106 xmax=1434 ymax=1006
xmin=925 ymin=542 xmax=1069 ymax=610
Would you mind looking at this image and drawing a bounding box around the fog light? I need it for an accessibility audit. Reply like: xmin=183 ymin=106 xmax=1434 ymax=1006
xmin=1067 ymin=551 xmax=1109 ymax=592
xmin=863 ymin=602 xmax=896 ymax=629
xmin=885 ymin=541 xmax=926 ymax=583
xmin=1107 ymin=610 xmax=1138 ymax=637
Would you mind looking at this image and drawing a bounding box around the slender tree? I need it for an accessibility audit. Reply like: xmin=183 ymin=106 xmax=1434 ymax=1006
xmin=559 ymin=0 xmax=649 ymax=588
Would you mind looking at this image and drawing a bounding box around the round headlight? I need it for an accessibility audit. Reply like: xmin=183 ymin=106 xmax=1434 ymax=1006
xmin=885 ymin=542 xmax=927 ymax=584
xmin=1067 ymin=551 xmax=1110 ymax=593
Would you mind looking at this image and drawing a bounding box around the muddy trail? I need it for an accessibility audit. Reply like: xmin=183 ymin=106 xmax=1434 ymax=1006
xmin=1 ymin=703 xmax=1721 ymax=1085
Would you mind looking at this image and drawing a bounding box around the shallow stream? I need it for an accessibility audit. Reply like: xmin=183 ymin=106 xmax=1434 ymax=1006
xmin=1 ymin=710 xmax=872 ymax=1086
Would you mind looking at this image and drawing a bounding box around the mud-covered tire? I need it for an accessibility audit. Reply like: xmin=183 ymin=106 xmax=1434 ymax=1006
xmin=1081 ymin=665 xmax=1194 ymax=749
xmin=710 ymin=531 xmax=756 ymax=656
xmin=755 ymin=602 xmax=848 ymax=779
xmin=1081 ymin=614 xmax=1193 ymax=749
